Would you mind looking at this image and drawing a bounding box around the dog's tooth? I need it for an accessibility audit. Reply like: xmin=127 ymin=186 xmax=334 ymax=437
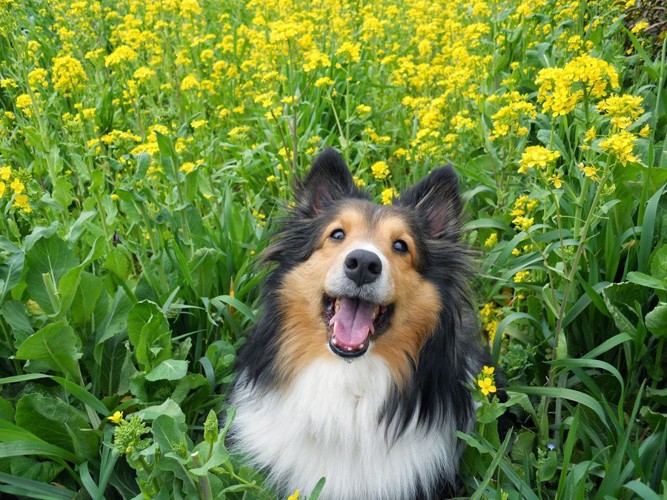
xmin=346 ymin=346 xmax=353 ymax=352
xmin=372 ymin=306 xmax=379 ymax=320
xmin=335 ymin=298 xmax=340 ymax=312
xmin=359 ymin=343 xmax=365 ymax=349
xmin=331 ymin=336 xmax=338 ymax=345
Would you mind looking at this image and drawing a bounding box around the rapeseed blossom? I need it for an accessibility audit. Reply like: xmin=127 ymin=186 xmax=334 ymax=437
xmin=518 ymin=146 xmax=560 ymax=174
xmin=371 ymin=161 xmax=390 ymax=180
xmin=597 ymin=94 xmax=644 ymax=130
xmin=599 ymin=131 xmax=639 ymax=165
xmin=52 ymin=55 xmax=87 ymax=95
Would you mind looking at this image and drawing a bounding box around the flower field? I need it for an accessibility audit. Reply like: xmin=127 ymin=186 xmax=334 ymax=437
xmin=0 ymin=0 xmax=666 ymax=497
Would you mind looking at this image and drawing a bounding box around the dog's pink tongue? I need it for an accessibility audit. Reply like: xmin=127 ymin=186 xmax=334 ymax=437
xmin=329 ymin=298 xmax=375 ymax=348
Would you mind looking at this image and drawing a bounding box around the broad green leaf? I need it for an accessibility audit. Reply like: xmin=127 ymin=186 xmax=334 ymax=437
xmin=145 ymin=359 xmax=188 ymax=382
xmin=1 ymin=300 xmax=33 ymax=347
xmin=645 ymin=304 xmax=667 ymax=337
xmin=0 ymin=251 xmax=24 ymax=302
xmin=15 ymin=393 xmax=98 ymax=460
xmin=15 ymin=323 xmax=81 ymax=379
xmin=127 ymin=300 xmax=172 ymax=371
xmin=0 ymin=471 xmax=76 ymax=499
xmin=24 ymin=234 xmax=79 ymax=316
xmin=137 ymin=399 xmax=186 ymax=424
xmin=10 ymin=456 xmax=64 ymax=484
xmin=70 ymin=272 xmax=104 ymax=326
xmin=95 ymin=286 xmax=133 ymax=364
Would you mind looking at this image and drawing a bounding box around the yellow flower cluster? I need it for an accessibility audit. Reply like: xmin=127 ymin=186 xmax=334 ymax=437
xmin=52 ymin=55 xmax=87 ymax=96
xmin=518 ymin=146 xmax=560 ymax=175
xmin=480 ymin=303 xmax=502 ymax=345
xmin=0 ymin=165 xmax=31 ymax=212
xmin=535 ymin=55 xmax=619 ymax=116
xmin=370 ymin=161 xmax=390 ymax=180
xmin=488 ymin=92 xmax=536 ymax=140
xmin=476 ymin=366 xmax=497 ymax=396
xmin=597 ymin=94 xmax=644 ymax=130
xmin=381 ymin=187 xmax=395 ymax=205
xmin=599 ymin=130 xmax=639 ymax=166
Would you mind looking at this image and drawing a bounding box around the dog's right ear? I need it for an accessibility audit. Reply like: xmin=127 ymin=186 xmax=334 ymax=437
xmin=294 ymin=148 xmax=359 ymax=217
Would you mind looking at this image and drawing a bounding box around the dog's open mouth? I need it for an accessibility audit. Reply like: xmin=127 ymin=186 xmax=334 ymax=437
xmin=323 ymin=294 xmax=393 ymax=358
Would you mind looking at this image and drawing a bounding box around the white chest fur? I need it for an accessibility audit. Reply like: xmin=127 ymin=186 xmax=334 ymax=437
xmin=230 ymin=353 xmax=459 ymax=500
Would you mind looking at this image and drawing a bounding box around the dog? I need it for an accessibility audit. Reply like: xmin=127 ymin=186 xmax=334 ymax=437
xmin=229 ymin=148 xmax=487 ymax=499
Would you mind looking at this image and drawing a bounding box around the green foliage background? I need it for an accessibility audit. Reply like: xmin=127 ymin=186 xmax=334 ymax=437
xmin=0 ymin=0 xmax=666 ymax=498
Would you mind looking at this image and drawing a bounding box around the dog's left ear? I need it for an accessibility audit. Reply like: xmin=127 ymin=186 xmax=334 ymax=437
xmin=396 ymin=165 xmax=462 ymax=238
xmin=294 ymin=148 xmax=359 ymax=217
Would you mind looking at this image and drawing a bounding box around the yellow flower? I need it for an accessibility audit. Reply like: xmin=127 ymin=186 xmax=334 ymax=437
xmin=52 ymin=55 xmax=87 ymax=96
xmin=482 ymin=366 xmax=495 ymax=375
xmin=578 ymin=163 xmax=601 ymax=182
xmin=371 ymin=161 xmax=390 ymax=180
xmin=10 ymin=178 xmax=24 ymax=194
xmin=356 ymin=104 xmax=372 ymax=115
xmin=549 ymin=172 xmax=563 ymax=188
xmin=179 ymin=162 xmax=196 ymax=174
xmin=287 ymin=489 xmax=300 ymax=500
xmin=105 ymin=45 xmax=138 ymax=67
xmin=484 ymin=233 xmax=498 ymax=247
xmin=639 ymin=125 xmax=650 ymax=138
xmin=0 ymin=181 xmax=5 ymax=198
xmin=514 ymin=270 xmax=530 ymax=283
xmin=191 ymin=119 xmax=208 ymax=129
xmin=381 ymin=187 xmax=395 ymax=205
xmin=478 ymin=377 xmax=497 ymax=396
xmin=599 ymin=131 xmax=638 ymax=165
xmin=353 ymin=176 xmax=366 ymax=187
xmin=584 ymin=127 xmax=596 ymax=143
xmin=336 ymin=42 xmax=361 ymax=63
xmin=13 ymin=193 xmax=30 ymax=212
xmin=28 ymin=68 xmax=49 ymax=90
xmin=597 ymin=94 xmax=643 ymax=130
xmin=108 ymin=411 xmax=124 ymax=424
xmin=314 ymin=76 xmax=335 ymax=87
xmin=0 ymin=166 xmax=10 ymax=181
xmin=518 ymin=146 xmax=560 ymax=174
xmin=181 ymin=75 xmax=201 ymax=91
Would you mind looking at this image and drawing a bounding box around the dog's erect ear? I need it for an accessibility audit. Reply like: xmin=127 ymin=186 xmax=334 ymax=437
xmin=295 ymin=148 xmax=358 ymax=217
xmin=396 ymin=165 xmax=462 ymax=238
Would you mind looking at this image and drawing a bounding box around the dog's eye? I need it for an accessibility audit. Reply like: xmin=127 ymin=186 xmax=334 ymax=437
xmin=330 ymin=229 xmax=345 ymax=241
xmin=392 ymin=239 xmax=408 ymax=253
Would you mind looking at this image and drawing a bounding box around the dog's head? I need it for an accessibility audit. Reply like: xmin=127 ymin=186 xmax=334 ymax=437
xmin=264 ymin=148 xmax=468 ymax=385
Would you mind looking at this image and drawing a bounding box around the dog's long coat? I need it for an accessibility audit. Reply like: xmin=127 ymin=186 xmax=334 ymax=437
xmin=230 ymin=149 xmax=485 ymax=499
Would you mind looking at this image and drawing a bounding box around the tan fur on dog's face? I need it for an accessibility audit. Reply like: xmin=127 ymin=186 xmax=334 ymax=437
xmin=276 ymin=200 xmax=441 ymax=387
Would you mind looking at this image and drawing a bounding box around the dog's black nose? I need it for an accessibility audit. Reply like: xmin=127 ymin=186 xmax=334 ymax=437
xmin=345 ymin=249 xmax=382 ymax=286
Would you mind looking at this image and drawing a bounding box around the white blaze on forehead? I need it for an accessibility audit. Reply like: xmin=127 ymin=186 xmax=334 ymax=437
xmin=324 ymin=241 xmax=394 ymax=305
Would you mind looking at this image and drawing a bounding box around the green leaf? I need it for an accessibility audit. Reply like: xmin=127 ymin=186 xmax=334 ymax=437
xmin=645 ymin=304 xmax=667 ymax=337
xmin=24 ymin=234 xmax=79 ymax=316
xmin=626 ymin=272 xmax=667 ymax=291
xmin=70 ymin=272 xmax=104 ymax=327
xmin=127 ymin=300 xmax=172 ymax=371
xmin=94 ymin=286 xmax=133 ymax=364
xmin=509 ymin=386 xmax=608 ymax=426
xmin=137 ymin=398 xmax=186 ymax=424
xmin=601 ymin=283 xmax=642 ymax=336
xmin=14 ymin=394 xmax=98 ymax=460
xmin=1 ymin=301 xmax=34 ymax=347
xmin=0 ymin=251 xmax=24 ymax=303
xmin=152 ymin=414 xmax=188 ymax=461
xmin=15 ymin=322 xmax=81 ymax=379
xmin=0 ymin=472 xmax=76 ymax=499
xmin=8 ymin=456 xmax=64 ymax=484
xmin=145 ymin=360 xmax=188 ymax=381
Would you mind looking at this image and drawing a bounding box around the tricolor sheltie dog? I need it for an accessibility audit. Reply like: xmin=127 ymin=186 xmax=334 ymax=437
xmin=230 ymin=149 xmax=487 ymax=499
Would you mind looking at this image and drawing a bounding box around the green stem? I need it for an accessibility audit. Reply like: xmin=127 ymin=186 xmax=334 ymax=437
xmin=191 ymin=452 xmax=213 ymax=500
